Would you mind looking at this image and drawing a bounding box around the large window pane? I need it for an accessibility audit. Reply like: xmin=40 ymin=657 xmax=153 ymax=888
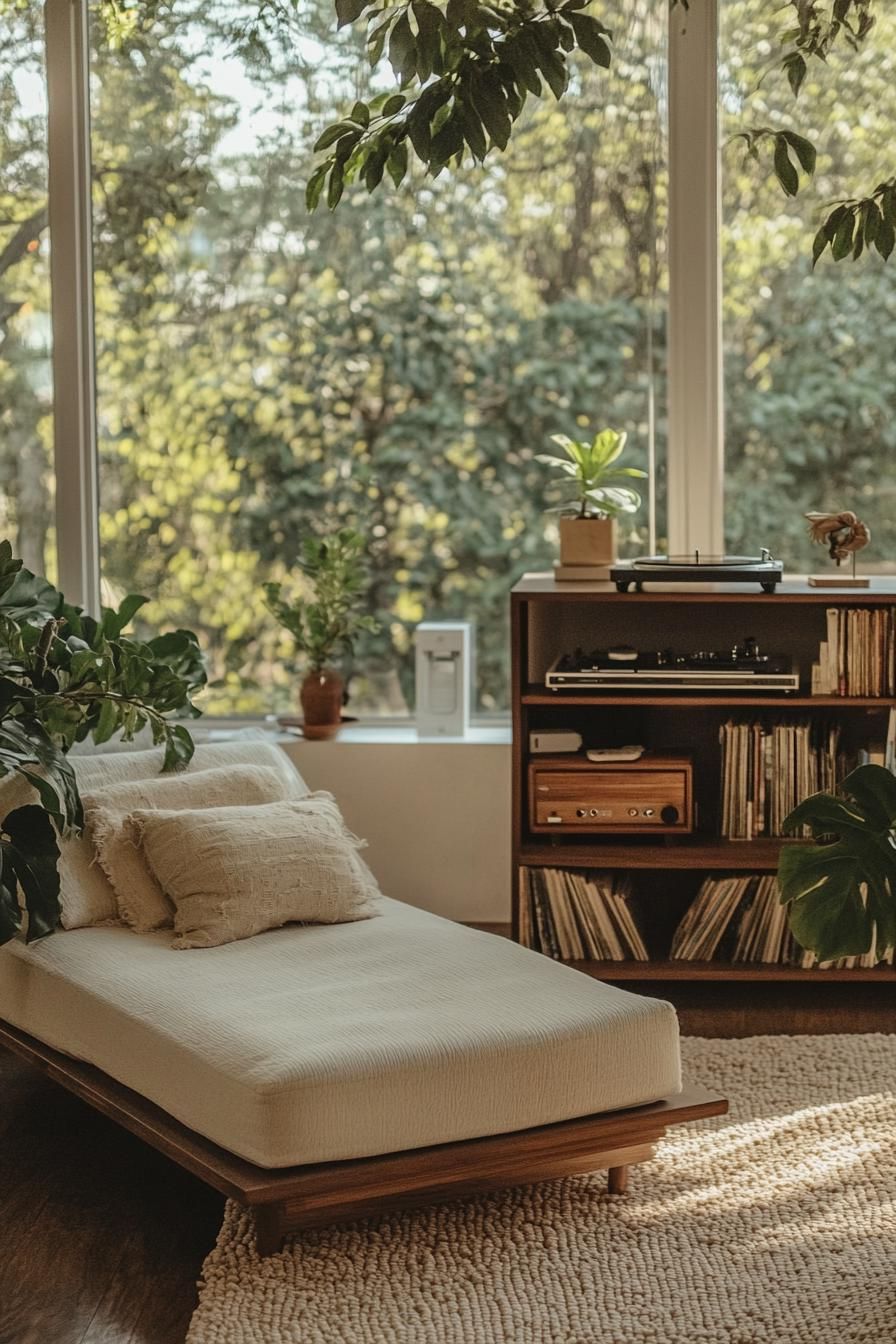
xmin=0 ymin=10 xmax=55 ymax=580
xmin=721 ymin=1 xmax=896 ymax=574
xmin=92 ymin=1 xmax=667 ymax=715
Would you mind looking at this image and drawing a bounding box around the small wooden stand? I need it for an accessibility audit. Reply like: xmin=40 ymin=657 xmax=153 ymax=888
xmin=808 ymin=554 xmax=870 ymax=588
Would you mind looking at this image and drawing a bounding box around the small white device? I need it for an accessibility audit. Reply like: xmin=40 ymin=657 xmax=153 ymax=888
xmin=529 ymin=730 xmax=583 ymax=754
xmin=414 ymin=621 xmax=472 ymax=737
xmin=586 ymin=745 xmax=645 ymax=763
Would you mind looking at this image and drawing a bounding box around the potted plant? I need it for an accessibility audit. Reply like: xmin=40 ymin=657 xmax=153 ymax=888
xmin=537 ymin=429 xmax=647 ymax=574
xmin=777 ymin=763 xmax=896 ymax=964
xmin=0 ymin=540 xmax=206 ymax=946
xmin=263 ymin=529 xmax=379 ymax=740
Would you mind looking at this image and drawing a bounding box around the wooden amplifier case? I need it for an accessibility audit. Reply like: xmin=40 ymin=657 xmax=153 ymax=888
xmin=528 ymin=754 xmax=694 ymax=834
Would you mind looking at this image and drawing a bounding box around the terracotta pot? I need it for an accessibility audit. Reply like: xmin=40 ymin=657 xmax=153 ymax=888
xmin=558 ymin=515 xmax=617 ymax=568
xmin=300 ymin=669 xmax=344 ymax=740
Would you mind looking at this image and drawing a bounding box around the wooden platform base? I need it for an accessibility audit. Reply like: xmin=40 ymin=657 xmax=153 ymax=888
xmin=0 ymin=1018 xmax=726 ymax=1256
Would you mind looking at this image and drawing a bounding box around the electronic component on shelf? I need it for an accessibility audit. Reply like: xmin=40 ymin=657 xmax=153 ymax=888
xmin=529 ymin=730 xmax=583 ymax=754
xmin=546 ymin=640 xmax=799 ymax=693
xmin=528 ymin=755 xmax=693 ymax=834
xmin=611 ymin=549 xmax=783 ymax=593
xmin=586 ymin=746 xmax=645 ymax=763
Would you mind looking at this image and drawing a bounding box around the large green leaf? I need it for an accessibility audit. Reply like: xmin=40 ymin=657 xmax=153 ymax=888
xmin=0 ymin=717 xmax=82 ymax=831
xmin=838 ymin=763 xmax=896 ymax=831
xmin=0 ymin=566 xmax=62 ymax=623
xmin=1 ymin=805 xmax=62 ymax=943
xmin=0 ymin=861 xmax=21 ymax=944
xmin=778 ymin=842 xmax=876 ymax=961
xmin=778 ymin=764 xmax=896 ymax=963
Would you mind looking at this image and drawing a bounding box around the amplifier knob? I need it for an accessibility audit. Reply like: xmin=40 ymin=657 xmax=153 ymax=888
xmin=643 ymin=807 xmax=655 ymax=817
xmin=576 ymin=809 xmax=587 ymax=818
xmin=627 ymin=808 xmax=638 ymax=817
xmin=661 ymin=804 xmax=680 ymax=825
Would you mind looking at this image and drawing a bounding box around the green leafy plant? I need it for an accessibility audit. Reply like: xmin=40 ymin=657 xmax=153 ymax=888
xmin=7 ymin=0 xmax=885 ymax=263
xmin=536 ymin=429 xmax=646 ymax=518
xmin=778 ymin=763 xmax=896 ymax=963
xmin=0 ymin=540 xmax=206 ymax=946
xmin=264 ymin=530 xmax=380 ymax=674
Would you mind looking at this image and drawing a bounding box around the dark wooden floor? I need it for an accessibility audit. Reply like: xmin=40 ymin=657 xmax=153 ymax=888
xmin=0 ymin=1051 xmax=223 ymax=1344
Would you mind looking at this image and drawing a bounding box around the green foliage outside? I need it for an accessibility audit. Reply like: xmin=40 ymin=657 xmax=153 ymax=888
xmin=1 ymin=0 xmax=895 ymax=722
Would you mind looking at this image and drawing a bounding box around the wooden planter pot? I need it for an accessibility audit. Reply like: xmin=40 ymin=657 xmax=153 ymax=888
xmin=558 ymin=516 xmax=617 ymax=569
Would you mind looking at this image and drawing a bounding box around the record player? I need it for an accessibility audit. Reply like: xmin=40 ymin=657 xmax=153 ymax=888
xmin=546 ymin=638 xmax=799 ymax=693
xmin=610 ymin=549 xmax=783 ymax=593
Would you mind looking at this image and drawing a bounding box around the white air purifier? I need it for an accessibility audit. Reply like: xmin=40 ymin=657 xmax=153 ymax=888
xmin=414 ymin=621 xmax=472 ymax=737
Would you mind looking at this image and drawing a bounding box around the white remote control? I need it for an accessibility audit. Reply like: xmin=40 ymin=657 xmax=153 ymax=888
xmin=586 ymin=745 xmax=645 ymax=763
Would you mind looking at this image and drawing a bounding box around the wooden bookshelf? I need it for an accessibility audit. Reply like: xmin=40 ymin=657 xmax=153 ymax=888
xmin=519 ymin=838 xmax=790 ymax=870
xmin=510 ymin=575 xmax=896 ymax=1005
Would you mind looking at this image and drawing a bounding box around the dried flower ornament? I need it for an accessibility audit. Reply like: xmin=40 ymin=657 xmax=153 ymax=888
xmin=804 ymin=511 xmax=871 ymax=566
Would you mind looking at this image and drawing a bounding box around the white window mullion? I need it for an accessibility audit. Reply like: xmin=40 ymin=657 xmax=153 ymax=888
xmin=45 ymin=0 xmax=100 ymax=612
xmin=667 ymin=0 xmax=724 ymax=557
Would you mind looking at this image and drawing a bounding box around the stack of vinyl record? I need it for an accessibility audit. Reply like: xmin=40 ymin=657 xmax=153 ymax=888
xmin=519 ymin=868 xmax=648 ymax=961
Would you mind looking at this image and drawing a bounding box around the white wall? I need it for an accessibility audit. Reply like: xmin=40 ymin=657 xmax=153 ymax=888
xmin=281 ymin=732 xmax=511 ymax=923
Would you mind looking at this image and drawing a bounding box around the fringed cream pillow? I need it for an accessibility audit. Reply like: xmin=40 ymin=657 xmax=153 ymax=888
xmin=83 ymin=765 xmax=298 ymax=933
xmin=125 ymin=793 xmax=380 ymax=950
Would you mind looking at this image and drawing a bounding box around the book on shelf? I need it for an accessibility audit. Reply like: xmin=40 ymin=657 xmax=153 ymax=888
xmin=810 ymin=606 xmax=896 ymax=697
xmin=671 ymin=874 xmax=894 ymax=969
xmin=520 ymin=867 xmax=649 ymax=961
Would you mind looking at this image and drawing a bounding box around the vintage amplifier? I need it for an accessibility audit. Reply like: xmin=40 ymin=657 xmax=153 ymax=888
xmin=528 ymin=754 xmax=693 ymax=834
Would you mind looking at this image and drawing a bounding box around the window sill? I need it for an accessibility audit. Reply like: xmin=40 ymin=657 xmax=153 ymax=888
xmin=191 ymin=721 xmax=511 ymax=747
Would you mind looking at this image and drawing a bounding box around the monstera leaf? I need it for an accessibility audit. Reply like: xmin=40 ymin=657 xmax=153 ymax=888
xmin=778 ymin=764 xmax=896 ymax=964
xmin=0 ymin=805 xmax=63 ymax=943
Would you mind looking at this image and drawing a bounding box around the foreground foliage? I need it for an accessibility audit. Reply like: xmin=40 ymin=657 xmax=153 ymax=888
xmin=778 ymin=764 xmax=896 ymax=964
xmin=0 ymin=542 xmax=205 ymax=945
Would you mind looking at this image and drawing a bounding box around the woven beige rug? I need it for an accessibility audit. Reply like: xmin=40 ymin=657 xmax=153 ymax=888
xmin=188 ymin=1034 xmax=896 ymax=1343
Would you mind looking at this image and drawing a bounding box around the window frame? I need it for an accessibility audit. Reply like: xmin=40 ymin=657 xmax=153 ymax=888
xmin=43 ymin=0 xmax=722 ymax=612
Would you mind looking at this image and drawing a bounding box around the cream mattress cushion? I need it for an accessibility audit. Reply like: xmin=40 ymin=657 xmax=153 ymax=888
xmin=0 ymin=898 xmax=681 ymax=1169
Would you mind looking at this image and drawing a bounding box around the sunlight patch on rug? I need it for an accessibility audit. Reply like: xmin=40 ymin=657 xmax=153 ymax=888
xmin=188 ymin=1034 xmax=896 ymax=1344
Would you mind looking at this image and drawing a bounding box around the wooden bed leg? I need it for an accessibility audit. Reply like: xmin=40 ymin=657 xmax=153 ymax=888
xmin=254 ymin=1205 xmax=285 ymax=1258
xmin=607 ymin=1164 xmax=629 ymax=1195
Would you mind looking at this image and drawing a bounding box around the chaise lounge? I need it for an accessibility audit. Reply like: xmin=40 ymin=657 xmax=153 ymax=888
xmin=0 ymin=741 xmax=726 ymax=1255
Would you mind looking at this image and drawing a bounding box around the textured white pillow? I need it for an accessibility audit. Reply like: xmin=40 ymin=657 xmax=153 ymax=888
xmin=126 ymin=793 xmax=380 ymax=950
xmin=0 ymin=738 xmax=307 ymax=931
xmin=84 ymin=765 xmax=297 ymax=933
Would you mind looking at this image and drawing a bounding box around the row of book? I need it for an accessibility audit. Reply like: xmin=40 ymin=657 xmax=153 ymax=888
xmin=671 ymin=874 xmax=894 ymax=969
xmin=521 ymin=867 xmax=894 ymax=969
xmin=719 ymin=718 xmax=854 ymax=840
xmin=810 ymin=606 xmax=896 ymax=697
xmin=519 ymin=868 xmax=648 ymax=961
